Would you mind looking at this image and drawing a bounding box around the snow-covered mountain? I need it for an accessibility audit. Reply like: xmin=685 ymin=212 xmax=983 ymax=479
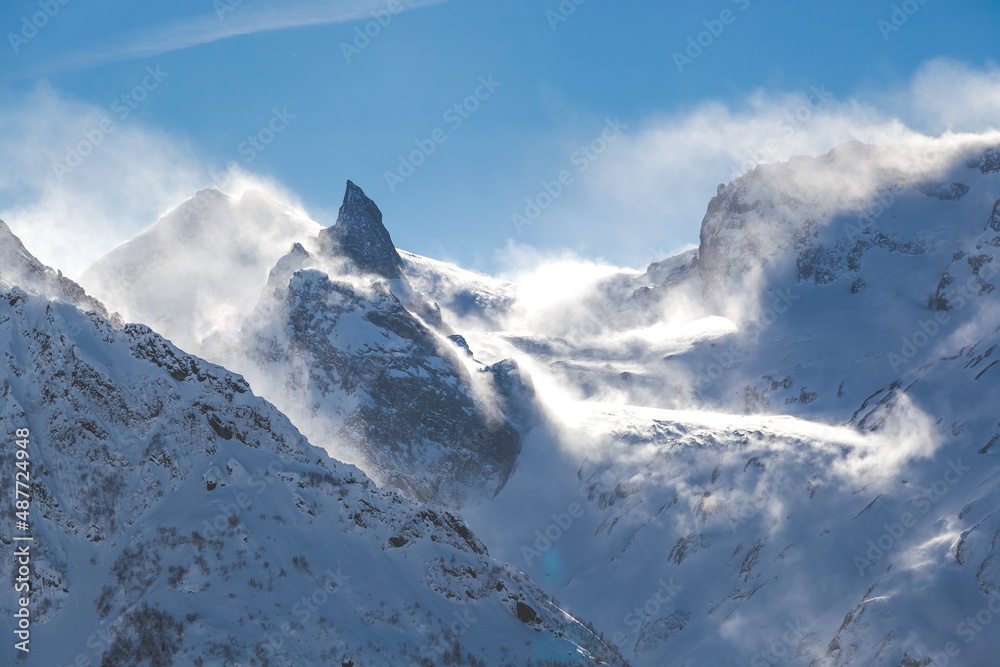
xmin=458 ymin=136 xmax=1000 ymax=665
xmin=84 ymin=183 xmax=528 ymax=508
xmin=74 ymin=133 xmax=1000 ymax=665
xmin=81 ymin=189 xmax=322 ymax=356
xmin=0 ymin=223 xmax=619 ymax=666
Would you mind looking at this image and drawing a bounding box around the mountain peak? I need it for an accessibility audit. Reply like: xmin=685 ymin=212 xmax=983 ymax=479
xmin=320 ymin=180 xmax=404 ymax=279
xmin=0 ymin=218 xmax=112 ymax=319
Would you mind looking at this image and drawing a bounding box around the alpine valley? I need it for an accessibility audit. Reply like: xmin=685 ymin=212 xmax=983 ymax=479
xmin=4 ymin=132 xmax=1000 ymax=666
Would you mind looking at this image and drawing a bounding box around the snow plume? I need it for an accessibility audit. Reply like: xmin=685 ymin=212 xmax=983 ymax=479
xmin=0 ymin=84 xmax=203 ymax=279
xmin=534 ymin=59 xmax=1000 ymax=268
xmin=837 ymin=392 xmax=943 ymax=481
xmin=548 ymin=400 xmax=940 ymax=493
xmin=493 ymin=243 xmax=633 ymax=339
xmin=0 ymin=84 xmax=314 ymax=283
xmin=489 ymin=242 xmax=716 ymax=341
xmin=80 ymin=186 xmax=321 ymax=355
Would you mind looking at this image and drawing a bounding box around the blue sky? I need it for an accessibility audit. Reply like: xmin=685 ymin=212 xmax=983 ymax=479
xmin=2 ymin=0 xmax=1000 ymax=277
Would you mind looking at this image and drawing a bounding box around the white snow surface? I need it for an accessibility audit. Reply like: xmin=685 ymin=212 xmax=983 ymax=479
xmin=0 ymin=230 xmax=618 ymax=666
xmin=81 ymin=189 xmax=322 ymax=355
xmin=71 ymin=134 xmax=1000 ymax=665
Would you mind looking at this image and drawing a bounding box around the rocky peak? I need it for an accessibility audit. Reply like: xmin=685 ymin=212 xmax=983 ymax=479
xmin=966 ymin=143 xmax=1000 ymax=174
xmin=694 ymin=139 xmax=994 ymax=299
xmin=0 ymin=219 xmax=113 ymax=320
xmin=320 ymin=180 xmax=404 ymax=279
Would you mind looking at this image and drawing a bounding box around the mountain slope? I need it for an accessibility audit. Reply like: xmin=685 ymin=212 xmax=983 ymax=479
xmin=0 ymin=222 xmax=619 ymax=666
xmin=83 ymin=182 xmax=529 ymax=508
xmin=320 ymin=180 xmax=405 ymax=280
xmin=81 ymin=189 xmax=321 ymax=354
xmin=74 ymin=133 xmax=1000 ymax=665
xmin=450 ymin=136 xmax=1000 ymax=665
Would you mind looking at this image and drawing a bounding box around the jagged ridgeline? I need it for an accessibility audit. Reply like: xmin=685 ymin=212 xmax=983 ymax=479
xmin=83 ymin=182 xmax=533 ymax=508
xmin=0 ymin=221 xmax=621 ymax=665
xmin=67 ymin=137 xmax=1000 ymax=665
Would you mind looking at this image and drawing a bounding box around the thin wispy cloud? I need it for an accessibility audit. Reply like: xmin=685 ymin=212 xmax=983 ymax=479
xmin=48 ymin=0 xmax=447 ymax=71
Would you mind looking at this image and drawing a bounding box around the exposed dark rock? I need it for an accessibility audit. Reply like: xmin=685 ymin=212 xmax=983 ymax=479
xmin=448 ymin=334 xmax=474 ymax=357
xmin=916 ymin=182 xmax=970 ymax=200
xmin=515 ymin=601 xmax=538 ymax=624
xmin=966 ymin=145 xmax=1000 ymax=174
xmin=319 ymin=181 xmax=404 ymax=279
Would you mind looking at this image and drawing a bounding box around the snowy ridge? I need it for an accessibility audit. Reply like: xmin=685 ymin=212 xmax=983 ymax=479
xmin=83 ymin=183 xmax=531 ymax=507
xmin=74 ymin=133 xmax=1000 ymax=665
xmin=320 ymin=180 xmax=405 ymax=280
xmin=81 ymin=189 xmax=322 ymax=354
xmin=0 ymin=223 xmax=620 ymax=666
xmin=0 ymin=219 xmax=113 ymax=322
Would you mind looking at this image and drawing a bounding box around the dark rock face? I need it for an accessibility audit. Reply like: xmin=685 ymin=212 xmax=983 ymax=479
xmin=240 ymin=256 xmax=523 ymax=507
xmin=966 ymin=145 xmax=1000 ymax=174
xmin=480 ymin=358 xmax=538 ymax=430
xmin=219 ymin=182 xmax=534 ymax=507
xmin=515 ymin=601 xmax=538 ymax=624
xmin=916 ymin=181 xmax=970 ymax=200
xmin=988 ymin=200 xmax=1000 ymax=234
xmin=448 ymin=334 xmax=474 ymax=357
xmin=696 ymin=186 xmax=768 ymax=295
xmin=319 ymin=181 xmax=404 ymax=280
xmin=929 ymin=200 xmax=1000 ymax=310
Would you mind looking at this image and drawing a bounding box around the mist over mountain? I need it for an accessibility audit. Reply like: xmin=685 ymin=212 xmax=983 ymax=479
xmin=4 ymin=131 xmax=1000 ymax=665
xmin=0 ymin=218 xmax=617 ymax=666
